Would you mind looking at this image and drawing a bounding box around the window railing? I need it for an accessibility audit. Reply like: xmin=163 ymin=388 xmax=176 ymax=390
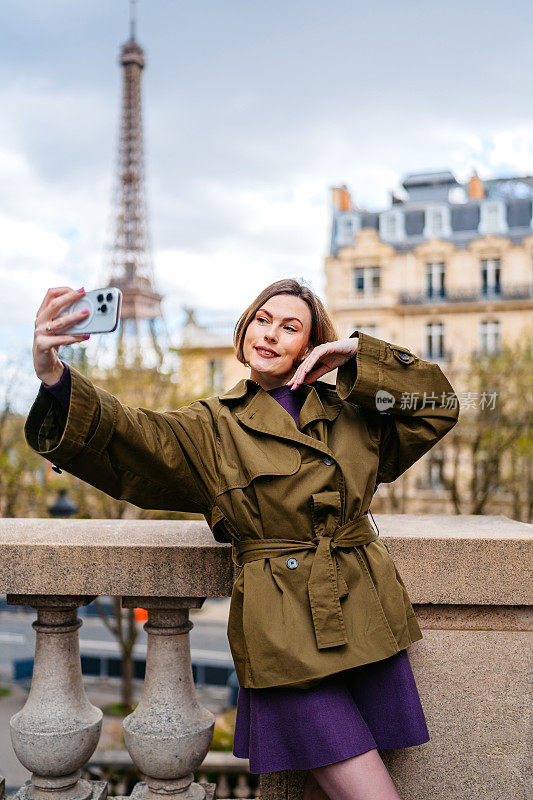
xmin=399 ymin=283 xmax=532 ymax=304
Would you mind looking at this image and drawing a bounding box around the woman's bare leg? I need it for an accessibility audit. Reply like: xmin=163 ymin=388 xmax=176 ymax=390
xmin=310 ymin=748 xmax=402 ymax=800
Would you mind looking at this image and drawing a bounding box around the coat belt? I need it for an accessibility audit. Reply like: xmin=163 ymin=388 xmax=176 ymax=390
xmin=235 ymin=515 xmax=378 ymax=650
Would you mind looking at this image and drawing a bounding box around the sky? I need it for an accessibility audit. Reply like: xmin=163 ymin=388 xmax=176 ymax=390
xmin=1 ymin=0 xmax=532 ymax=408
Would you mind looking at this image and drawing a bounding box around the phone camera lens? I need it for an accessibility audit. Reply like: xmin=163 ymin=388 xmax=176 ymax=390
xmin=106 ymin=292 xmax=113 ymax=302
xmin=97 ymin=294 xmax=104 ymax=302
xmin=101 ymin=303 xmax=108 ymax=313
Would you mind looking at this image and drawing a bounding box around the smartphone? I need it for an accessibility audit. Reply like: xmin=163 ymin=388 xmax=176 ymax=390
xmin=55 ymin=288 xmax=123 ymax=334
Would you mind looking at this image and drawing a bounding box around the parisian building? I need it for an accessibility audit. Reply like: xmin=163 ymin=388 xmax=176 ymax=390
xmin=326 ymin=170 xmax=533 ymax=513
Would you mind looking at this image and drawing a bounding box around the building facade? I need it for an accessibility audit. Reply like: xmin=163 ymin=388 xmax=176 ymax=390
xmin=326 ymin=171 xmax=533 ymax=513
xmin=176 ymin=309 xmax=248 ymax=399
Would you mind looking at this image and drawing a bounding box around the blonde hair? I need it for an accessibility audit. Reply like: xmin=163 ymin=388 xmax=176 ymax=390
xmin=233 ymin=278 xmax=337 ymax=365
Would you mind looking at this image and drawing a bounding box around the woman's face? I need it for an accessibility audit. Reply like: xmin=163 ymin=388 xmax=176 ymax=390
xmin=242 ymin=293 xmax=313 ymax=389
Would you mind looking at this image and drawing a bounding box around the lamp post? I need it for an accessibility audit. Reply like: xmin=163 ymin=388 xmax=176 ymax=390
xmin=48 ymin=488 xmax=78 ymax=519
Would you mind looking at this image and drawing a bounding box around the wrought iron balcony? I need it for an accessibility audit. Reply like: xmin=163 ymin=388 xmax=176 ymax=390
xmin=398 ymin=284 xmax=532 ymax=305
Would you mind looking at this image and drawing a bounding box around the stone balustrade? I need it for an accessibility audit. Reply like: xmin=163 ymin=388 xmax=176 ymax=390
xmin=0 ymin=515 xmax=531 ymax=800
xmin=85 ymin=751 xmax=259 ymax=798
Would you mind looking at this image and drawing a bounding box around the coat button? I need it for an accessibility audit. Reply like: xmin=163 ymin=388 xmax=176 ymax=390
xmin=286 ymin=557 xmax=298 ymax=569
xmin=322 ymin=455 xmax=335 ymax=466
xmin=391 ymin=348 xmax=415 ymax=364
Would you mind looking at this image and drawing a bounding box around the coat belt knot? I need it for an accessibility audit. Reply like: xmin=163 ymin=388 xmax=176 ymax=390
xmin=235 ymin=514 xmax=378 ymax=650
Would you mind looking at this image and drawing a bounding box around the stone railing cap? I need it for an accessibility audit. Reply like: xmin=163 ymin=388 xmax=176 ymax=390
xmin=0 ymin=516 xmax=530 ymax=602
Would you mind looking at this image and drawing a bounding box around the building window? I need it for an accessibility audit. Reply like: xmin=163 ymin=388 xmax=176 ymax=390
xmin=353 ymin=267 xmax=380 ymax=296
xmin=425 ymin=450 xmax=445 ymax=489
xmin=426 ymin=321 xmax=445 ymax=358
xmin=431 ymin=210 xmax=444 ymax=236
xmin=426 ymin=262 xmax=446 ymax=298
xmin=379 ymin=210 xmax=405 ymax=242
xmin=479 ymin=200 xmax=508 ymax=235
xmin=336 ymin=213 xmax=360 ymax=246
xmin=479 ymin=320 xmax=501 ymax=354
xmin=423 ymin=205 xmax=451 ymax=239
xmin=480 ymin=258 xmax=501 ymax=296
xmin=207 ymin=359 xmax=224 ymax=394
xmin=385 ymin=215 xmax=397 ymax=238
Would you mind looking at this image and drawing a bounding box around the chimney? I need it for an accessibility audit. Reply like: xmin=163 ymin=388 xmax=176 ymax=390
xmin=332 ymin=185 xmax=353 ymax=212
xmin=468 ymin=170 xmax=485 ymax=200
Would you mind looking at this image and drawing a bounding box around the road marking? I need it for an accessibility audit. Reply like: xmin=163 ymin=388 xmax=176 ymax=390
xmin=79 ymin=639 xmax=232 ymax=663
xmin=0 ymin=632 xmax=26 ymax=643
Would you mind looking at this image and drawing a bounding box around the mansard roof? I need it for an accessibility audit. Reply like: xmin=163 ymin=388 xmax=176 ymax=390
xmin=330 ymin=172 xmax=533 ymax=255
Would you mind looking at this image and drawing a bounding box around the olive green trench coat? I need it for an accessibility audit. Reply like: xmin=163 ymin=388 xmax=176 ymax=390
xmin=25 ymin=330 xmax=460 ymax=690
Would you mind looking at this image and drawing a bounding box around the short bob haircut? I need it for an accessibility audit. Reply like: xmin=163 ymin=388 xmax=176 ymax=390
xmin=233 ymin=278 xmax=337 ymax=365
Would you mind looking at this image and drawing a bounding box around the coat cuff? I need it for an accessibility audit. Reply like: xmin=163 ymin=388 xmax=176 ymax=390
xmin=336 ymin=331 xmax=383 ymax=408
xmin=25 ymin=365 xmax=117 ymax=465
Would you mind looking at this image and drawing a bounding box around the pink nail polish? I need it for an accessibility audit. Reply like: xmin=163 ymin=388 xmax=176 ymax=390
xmin=77 ymin=287 xmax=85 ymax=293
xmin=81 ymin=308 xmax=89 ymax=315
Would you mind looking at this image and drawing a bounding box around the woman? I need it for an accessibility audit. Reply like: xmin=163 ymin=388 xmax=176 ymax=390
xmin=27 ymin=279 xmax=460 ymax=800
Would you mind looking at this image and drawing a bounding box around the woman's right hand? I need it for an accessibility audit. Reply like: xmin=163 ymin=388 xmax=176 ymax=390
xmin=33 ymin=286 xmax=91 ymax=385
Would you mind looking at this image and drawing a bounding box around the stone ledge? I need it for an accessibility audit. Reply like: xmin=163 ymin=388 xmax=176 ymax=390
xmin=382 ymin=514 xmax=531 ymax=605
xmin=0 ymin=515 xmax=530 ymax=603
xmin=0 ymin=519 xmax=234 ymax=596
xmin=413 ymin=604 xmax=533 ymax=630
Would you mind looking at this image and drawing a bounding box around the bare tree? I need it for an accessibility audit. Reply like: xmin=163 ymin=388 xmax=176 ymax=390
xmin=446 ymin=335 xmax=532 ymax=521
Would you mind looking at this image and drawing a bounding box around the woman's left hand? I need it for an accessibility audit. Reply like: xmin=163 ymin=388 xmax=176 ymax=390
xmin=287 ymin=336 xmax=359 ymax=390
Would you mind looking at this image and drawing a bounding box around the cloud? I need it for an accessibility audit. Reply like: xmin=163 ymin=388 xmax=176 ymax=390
xmin=487 ymin=127 xmax=533 ymax=174
xmin=0 ymin=215 xmax=68 ymax=264
xmin=1 ymin=0 xmax=533 ymax=411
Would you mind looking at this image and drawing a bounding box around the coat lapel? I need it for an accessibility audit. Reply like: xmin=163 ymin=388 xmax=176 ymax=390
xmin=219 ymin=378 xmax=342 ymax=455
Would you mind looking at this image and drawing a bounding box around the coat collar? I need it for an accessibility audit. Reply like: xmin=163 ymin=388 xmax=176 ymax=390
xmin=219 ymin=377 xmax=343 ymax=440
xmin=218 ymin=377 xmax=258 ymax=402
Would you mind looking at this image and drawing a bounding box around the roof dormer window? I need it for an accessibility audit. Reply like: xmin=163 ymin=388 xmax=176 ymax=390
xmin=336 ymin=213 xmax=360 ymax=246
xmin=479 ymin=200 xmax=508 ymax=235
xmin=379 ymin=209 xmax=405 ymax=242
xmin=423 ymin=205 xmax=451 ymax=239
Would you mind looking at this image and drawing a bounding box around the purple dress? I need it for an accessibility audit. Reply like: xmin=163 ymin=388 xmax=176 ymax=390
xmin=42 ymin=371 xmax=430 ymax=774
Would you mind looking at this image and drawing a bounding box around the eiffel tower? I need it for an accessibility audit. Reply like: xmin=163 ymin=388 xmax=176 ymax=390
xmin=102 ymin=0 xmax=164 ymax=367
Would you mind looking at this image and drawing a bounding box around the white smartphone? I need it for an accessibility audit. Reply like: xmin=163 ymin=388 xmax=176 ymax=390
xmin=55 ymin=288 xmax=123 ymax=334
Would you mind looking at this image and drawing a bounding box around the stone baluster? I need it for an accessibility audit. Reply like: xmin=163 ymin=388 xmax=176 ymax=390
xmin=6 ymin=595 xmax=106 ymax=800
xmin=233 ymin=773 xmax=254 ymax=798
xmin=213 ymin=773 xmax=231 ymax=798
xmin=121 ymin=597 xmax=217 ymax=800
